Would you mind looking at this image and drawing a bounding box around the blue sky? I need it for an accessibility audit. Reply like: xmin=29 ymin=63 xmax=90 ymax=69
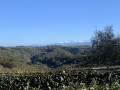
xmin=0 ymin=0 xmax=120 ymax=46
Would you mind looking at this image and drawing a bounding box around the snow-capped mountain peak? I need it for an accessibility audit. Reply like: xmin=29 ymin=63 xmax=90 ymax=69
xmin=54 ymin=40 xmax=91 ymax=46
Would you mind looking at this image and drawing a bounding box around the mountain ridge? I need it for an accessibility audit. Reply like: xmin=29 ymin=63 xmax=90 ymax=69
xmin=52 ymin=40 xmax=91 ymax=46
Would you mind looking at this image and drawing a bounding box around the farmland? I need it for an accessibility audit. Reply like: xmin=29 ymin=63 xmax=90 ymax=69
xmin=0 ymin=68 xmax=120 ymax=90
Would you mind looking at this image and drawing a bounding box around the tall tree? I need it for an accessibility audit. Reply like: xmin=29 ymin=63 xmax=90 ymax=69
xmin=91 ymin=26 xmax=120 ymax=65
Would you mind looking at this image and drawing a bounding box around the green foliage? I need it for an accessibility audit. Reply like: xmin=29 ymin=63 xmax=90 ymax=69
xmin=0 ymin=70 xmax=120 ymax=89
xmin=0 ymin=45 xmax=90 ymax=69
xmin=0 ymin=56 xmax=25 ymax=68
xmin=91 ymin=26 xmax=120 ymax=65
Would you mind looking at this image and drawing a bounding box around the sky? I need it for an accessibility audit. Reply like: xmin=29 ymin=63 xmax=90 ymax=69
xmin=0 ymin=0 xmax=120 ymax=46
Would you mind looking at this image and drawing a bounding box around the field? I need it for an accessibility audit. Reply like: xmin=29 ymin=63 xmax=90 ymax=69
xmin=0 ymin=68 xmax=120 ymax=90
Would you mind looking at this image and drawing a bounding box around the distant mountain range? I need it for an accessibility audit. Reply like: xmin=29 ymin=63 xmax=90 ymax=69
xmin=31 ymin=40 xmax=92 ymax=46
xmin=51 ymin=40 xmax=92 ymax=46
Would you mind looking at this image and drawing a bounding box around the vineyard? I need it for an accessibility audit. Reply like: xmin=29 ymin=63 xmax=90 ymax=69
xmin=0 ymin=69 xmax=120 ymax=90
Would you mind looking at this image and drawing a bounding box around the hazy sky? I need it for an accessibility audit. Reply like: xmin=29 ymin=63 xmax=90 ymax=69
xmin=0 ymin=0 xmax=120 ymax=46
